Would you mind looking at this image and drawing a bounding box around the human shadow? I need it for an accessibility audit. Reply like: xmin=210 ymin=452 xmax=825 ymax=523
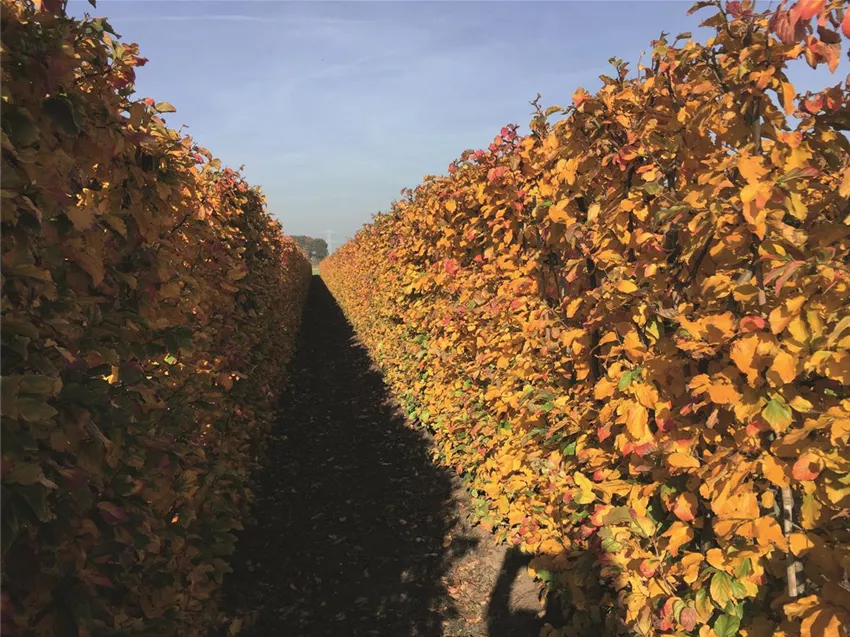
xmin=485 ymin=548 xmax=566 ymax=637
xmin=220 ymin=276 xmax=473 ymax=636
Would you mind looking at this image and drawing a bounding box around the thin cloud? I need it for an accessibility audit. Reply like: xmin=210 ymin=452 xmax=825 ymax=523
xmin=115 ymin=14 xmax=270 ymax=22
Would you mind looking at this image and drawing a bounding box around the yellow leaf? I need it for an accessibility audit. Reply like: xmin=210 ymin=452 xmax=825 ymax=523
xmin=783 ymin=595 xmax=820 ymax=619
xmin=668 ymin=452 xmax=700 ymax=469
xmin=689 ymin=373 xmax=741 ymax=404
xmin=789 ymin=532 xmax=813 ymax=556
xmin=754 ymin=515 xmax=788 ymax=550
xmin=574 ymin=471 xmax=594 ymax=493
xmin=623 ymin=402 xmax=649 ymax=440
xmin=769 ymin=295 xmax=807 ymax=334
xmin=800 ymin=493 xmax=822 ymax=530
xmin=839 ymin=167 xmax=850 ymax=198
xmin=768 ymin=349 xmax=799 ymax=385
xmin=632 ymin=382 xmax=658 ymax=409
xmin=445 ymin=199 xmax=457 ymax=213
xmin=662 ymin=521 xmax=694 ymax=556
xmin=731 ymin=336 xmax=761 ymax=386
xmin=761 ymin=454 xmax=790 ymax=488
xmin=788 ymin=394 xmax=814 ymax=412
xmin=738 ymin=153 xmax=769 ymax=183
xmin=801 ymin=605 xmax=846 ymax=637
xmin=706 ymin=548 xmax=725 ymax=570
xmin=617 ymin=279 xmax=638 ymax=294
xmin=781 ymin=81 xmax=796 ymax=115
xmin=681 ymin=553 xmax=704 ymax=584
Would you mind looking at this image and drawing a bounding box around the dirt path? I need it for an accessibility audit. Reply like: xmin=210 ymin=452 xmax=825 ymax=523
xmin=220 ymin=277 xmax=550 ymax=637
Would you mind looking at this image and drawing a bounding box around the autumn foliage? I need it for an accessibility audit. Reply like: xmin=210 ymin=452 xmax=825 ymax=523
xmin=322 ymin=2 xmax=850 ymax=635
xmin=1 ymin=1 xmax=310 ymax=634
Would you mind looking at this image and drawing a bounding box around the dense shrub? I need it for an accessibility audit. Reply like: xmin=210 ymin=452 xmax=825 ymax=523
xmin=322 ymin=2 xmax=850 ymax=635
xmin=1 ymin=2 xmax=310 ymax=634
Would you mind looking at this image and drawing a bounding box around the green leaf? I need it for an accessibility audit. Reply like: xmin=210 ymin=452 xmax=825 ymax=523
xmin=762 ymin=397 xmax=792 ymax=430
xmin=19 ymin=375 xmax=59 ymax=396
xmin=618 ymin=368 xmax=642 ymax=391
xmin=17 ymin=397 xmax=58 ymax=422
xmin=600 ymin=536 xmax=622 ymax=552
xmin=734 ymin=558 xmax=753 ymax=579
xmin=6 ymin=462 xmax=44 ymax=486
xmin=155 ymin=102 xmax=177 ymax=113
xmin=2 ymin=317 xmax=39 ymax=339
xmin=713 ymin=614 xmax=741 ymax=637
xmin=562 ymin=441 xmax=577 ymax=456
xmin=1 ymin=490 xmax=21 ymax=555
xmin=1 ymin=376 xmax=21 ymax=417
xmin=602 ymin=506 xmax=633 ymax=526
xmin=710 ymin=572 xmax=740 ymax=606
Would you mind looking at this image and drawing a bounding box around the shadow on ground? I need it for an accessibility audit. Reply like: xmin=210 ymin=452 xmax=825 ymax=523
xmin=221 ymin=277 xmax=472 ymax=636
xmin=221 ymin=277 xmax=560 ymax=637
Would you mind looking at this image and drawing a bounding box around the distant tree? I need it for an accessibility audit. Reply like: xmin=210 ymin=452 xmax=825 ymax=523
xmin=291 ymin=235 xmax=328 ymax=264
xmin=311 ymin=238 xmax=328 ymax=262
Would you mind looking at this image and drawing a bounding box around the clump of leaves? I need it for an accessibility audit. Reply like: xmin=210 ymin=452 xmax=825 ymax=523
xmin=322 ymin=1 xmax=850 ymax=635
xmin=1 ymin=1 xmax=311 ymax=635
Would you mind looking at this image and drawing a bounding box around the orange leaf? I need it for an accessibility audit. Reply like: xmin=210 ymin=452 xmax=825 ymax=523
xmin=673 ymin=493 xmax=698 ymax=522
xmin=662 ymin=521 xmax=694 ymax=556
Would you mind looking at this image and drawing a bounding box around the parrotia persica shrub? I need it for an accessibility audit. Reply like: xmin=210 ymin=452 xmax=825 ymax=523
xmin=1 ymin=1 xmax=311 ymax=634
xmin=322 ymin=1 xmax=850 ymax=635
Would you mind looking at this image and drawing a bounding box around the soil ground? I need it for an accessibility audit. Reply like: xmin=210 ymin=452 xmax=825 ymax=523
xmin=219 ymin=277 xmax=552 ymax=637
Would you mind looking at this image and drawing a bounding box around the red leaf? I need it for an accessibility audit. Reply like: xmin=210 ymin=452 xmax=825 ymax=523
xmin=443 ymin=258 xmax=460 ymax=276
xmin=740 ymin=315 xmax=767 ymax=332
xmin=746 ymin=419 xmax=771 ymax=437
xmin=804 ymin=93 xmax=824 ymax=113
xmin=487 ymin=167 xmax=508 ymax=182
xmin=680 ymin=608 xmax=698 ymax=631
xmin=39 ymin=0 xmax=64 ymax=13
xmin=791 ymin=0 xmax=825 ymax=22
xmin=792 ymin=453 xmax=823 ymax=480
xmin=771 ymin=8 xmax=807 ymax=43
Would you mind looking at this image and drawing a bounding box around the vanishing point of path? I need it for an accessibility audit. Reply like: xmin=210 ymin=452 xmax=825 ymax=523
xmin=220 ymin=277 xmax=553 ymax=637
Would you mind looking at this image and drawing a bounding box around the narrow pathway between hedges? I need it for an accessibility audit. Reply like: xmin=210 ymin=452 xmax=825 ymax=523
xmin=220 ymin=277 xmax=552 ymax=637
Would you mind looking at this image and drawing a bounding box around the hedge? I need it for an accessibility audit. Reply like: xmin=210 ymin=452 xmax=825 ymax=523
xmin=321 ymin=2 xmax=850 ymax=636
xmin=1 ymin=2 xmax=311 ymax=634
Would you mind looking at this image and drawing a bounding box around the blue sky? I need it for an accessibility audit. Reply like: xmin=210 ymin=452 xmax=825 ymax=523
xmin=69 ymin=1 xmax=845 ymax=249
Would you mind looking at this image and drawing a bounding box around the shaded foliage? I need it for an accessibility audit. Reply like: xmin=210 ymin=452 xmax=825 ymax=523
xmin=1 ymin=2 xmax=311 ymax=635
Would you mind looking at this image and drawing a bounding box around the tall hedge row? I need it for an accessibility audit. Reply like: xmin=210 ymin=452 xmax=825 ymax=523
xmin=322 ymin=2 xmax=850 ymax=636
xmin=1 ymin=2 xmax=311 ymax=634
